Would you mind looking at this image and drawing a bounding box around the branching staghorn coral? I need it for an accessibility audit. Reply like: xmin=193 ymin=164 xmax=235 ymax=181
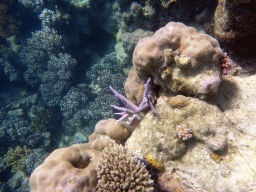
xmin=20 ymin=26 xmax=64 ymax=87
xmin=85 ymin=53 xmax=126 ymax=125
xmin=1 ymin=146 xmax=31 ymax=173
xmin=39 ymin=53 xmax=77 ymax=107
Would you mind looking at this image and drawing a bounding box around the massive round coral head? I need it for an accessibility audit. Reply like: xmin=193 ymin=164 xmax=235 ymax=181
xmin=131 ymin=22 xmax=223 ymax=97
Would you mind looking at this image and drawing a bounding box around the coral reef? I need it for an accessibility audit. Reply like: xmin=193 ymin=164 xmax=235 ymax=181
xmin=214 ymin=75 xmax=256 ymax=137
xmin=60 ymin=85 xmax=92 ymax=132
xmin=126 ymin=96 xmax=227 ymax=162
xmin=0 ymin=0 xmax=19 ymax=38
xmin=0 ymin=37 xmax=23 ymax=81
xmin=39 ymin=53 xmax=77 ymax=107
xmin=121 ymin=28 xmax=154 ymax=60
xmin=20 ymin=26 xmax=64 ymax=87
xmin=29 ymin=139 xmax=111 ymax=192
xmin=39 ymin=8 xmax=57 ymax=28
xmin=130 ymin=22 xmax=223 ymax=99
xmin=1 ymin=146 xmax=31 ymax=173
xmin=220 ymin=52 xmax=234 ymax=76
xmin=124 ymin=68 xmax=151 ymax=105
xmin=120 ymin=0 xmax=217 ymax=35
xmin=94 ymin=119 xmax=131 ymax=143
xmin=0 ymin=117 xmax=42 ymax=147
xmin=145 ymin=154 xmax=165 ymax=172
xmin=158 ymin=171 xmax=196 ymax=192
xmin=167 ymin=95 xmax=186 ymax=107
xmin=125 ymin=75 xmax=256 ymax=191
xmin=85 ymin=53 xmax=126 ymax=125
xmin=61 ymin=86 xmax=88 ymax=119
xmin=94 ymin=143 xmax=154 ymax=192
xmin=18 ymin=0 xmax=44 ymax=13
xmin=176 ymin=124 xmax=193 ymax=141
xmin=29 ymin=106 xmax=55 ymax=133
xmin=214 ymin=0 xmax=256 ymax=52
xmin=24 ymin=148 xmax=49 ymax=175
xmin=110 ymin=77 xmax=156 ymax=124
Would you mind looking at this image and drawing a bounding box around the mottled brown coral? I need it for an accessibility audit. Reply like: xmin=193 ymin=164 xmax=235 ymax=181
xmin=95 ymin=143 xmax=154 ymax=192
xmin=124 ymin=68 xmax=149 ymax=105
xmin=30 ymin=139 xmax=111 ymax=192
xmin=1 ymin=146 xmax=31 ymax=173
xmin=129 ymin=22 xmax=223 ymax=100
xmin=94 ymin=118 xmax=131 ymax=142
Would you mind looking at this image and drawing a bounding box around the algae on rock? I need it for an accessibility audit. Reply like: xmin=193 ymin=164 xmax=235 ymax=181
xmin=126 ymin=95 xmax=228 ymax=162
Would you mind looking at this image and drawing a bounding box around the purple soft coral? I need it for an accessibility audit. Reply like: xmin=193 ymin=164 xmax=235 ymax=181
xmin=110 ymin=78 xmax=156 ymax=124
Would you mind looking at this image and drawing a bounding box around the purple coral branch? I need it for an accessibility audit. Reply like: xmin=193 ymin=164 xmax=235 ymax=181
xmin=109 ymin=78 xmax=156 ymax=125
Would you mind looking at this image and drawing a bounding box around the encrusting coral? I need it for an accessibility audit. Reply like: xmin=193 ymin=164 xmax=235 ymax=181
xmin=94 ymin=143 xmax=154 ymax=192
xmin=146 ymin=154 xmax=165 ymax=172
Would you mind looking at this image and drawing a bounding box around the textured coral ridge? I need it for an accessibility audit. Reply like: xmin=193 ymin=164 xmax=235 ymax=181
xmin=30 ymin=139 xmax=111 ymax=192
xmin=126 ymin=96 xmax=227 ymax=162
xmin=95 ymin=143 xmax=154 ymax=192
xmin=131 ymin=22 xmax=223 ymax=98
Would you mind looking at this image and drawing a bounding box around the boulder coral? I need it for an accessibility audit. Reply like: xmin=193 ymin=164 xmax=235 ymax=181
xmin=29 ymin=139 xmax=111 ymax=192
xmin=126 ymin=22 xmax=223 ymax=101
xmin=93 ymin=118 xmax=131 ymax=143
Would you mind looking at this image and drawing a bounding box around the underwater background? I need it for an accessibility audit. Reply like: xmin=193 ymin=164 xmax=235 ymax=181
xmin=0 ymin=0 xmax=256 ymax=191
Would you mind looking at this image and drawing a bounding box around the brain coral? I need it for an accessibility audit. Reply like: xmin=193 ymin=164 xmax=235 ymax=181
xmin=128 ymin=22 xmax=223 ymax=99
xmin=94 ymin=143 xmax=154 ymax=192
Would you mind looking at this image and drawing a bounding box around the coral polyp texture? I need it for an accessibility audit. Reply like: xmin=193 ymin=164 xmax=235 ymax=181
xmin=176 ymin=124 xmax=193 ymax=141
xmin=30 ymin=139 xmax=111 ymax=192
xmin=20 ymin=26 xmax=64 ymax=87
xmin=145 ymin=154 xmax=165 ymax=172
xmin=130 ymin=22 xmax=223 ymax=99
xmin=94 ymin=143 xmax=154 ymax=192
xmin=39 ymin=52 xmax=77 ymax=107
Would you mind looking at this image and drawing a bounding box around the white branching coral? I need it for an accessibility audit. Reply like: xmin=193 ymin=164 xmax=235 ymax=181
xmin=95 ymin=143 xmax=154 ymax=192
xmin=176 ymin=124 xmax=193 ymax=141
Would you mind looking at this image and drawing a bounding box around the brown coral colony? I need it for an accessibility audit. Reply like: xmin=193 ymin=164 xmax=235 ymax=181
xmin=95 ymin=143 xmax=154 ymax=192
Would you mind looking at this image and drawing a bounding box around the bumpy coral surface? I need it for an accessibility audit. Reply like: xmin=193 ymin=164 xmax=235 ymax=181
xmin=95 ymin=143 xmax=154 ymax=192
xmin=30 ymin=140 xmax=111 ymax=192
xmin=94 ymin=119 xmax=131 ymax=142
xmin=129 ymin=22 xmax=223 ymax=99
xmin=126 ymin=96 xmax=227 ymax=162
xmin=214 ymin=0 xmax=256 ymax=51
